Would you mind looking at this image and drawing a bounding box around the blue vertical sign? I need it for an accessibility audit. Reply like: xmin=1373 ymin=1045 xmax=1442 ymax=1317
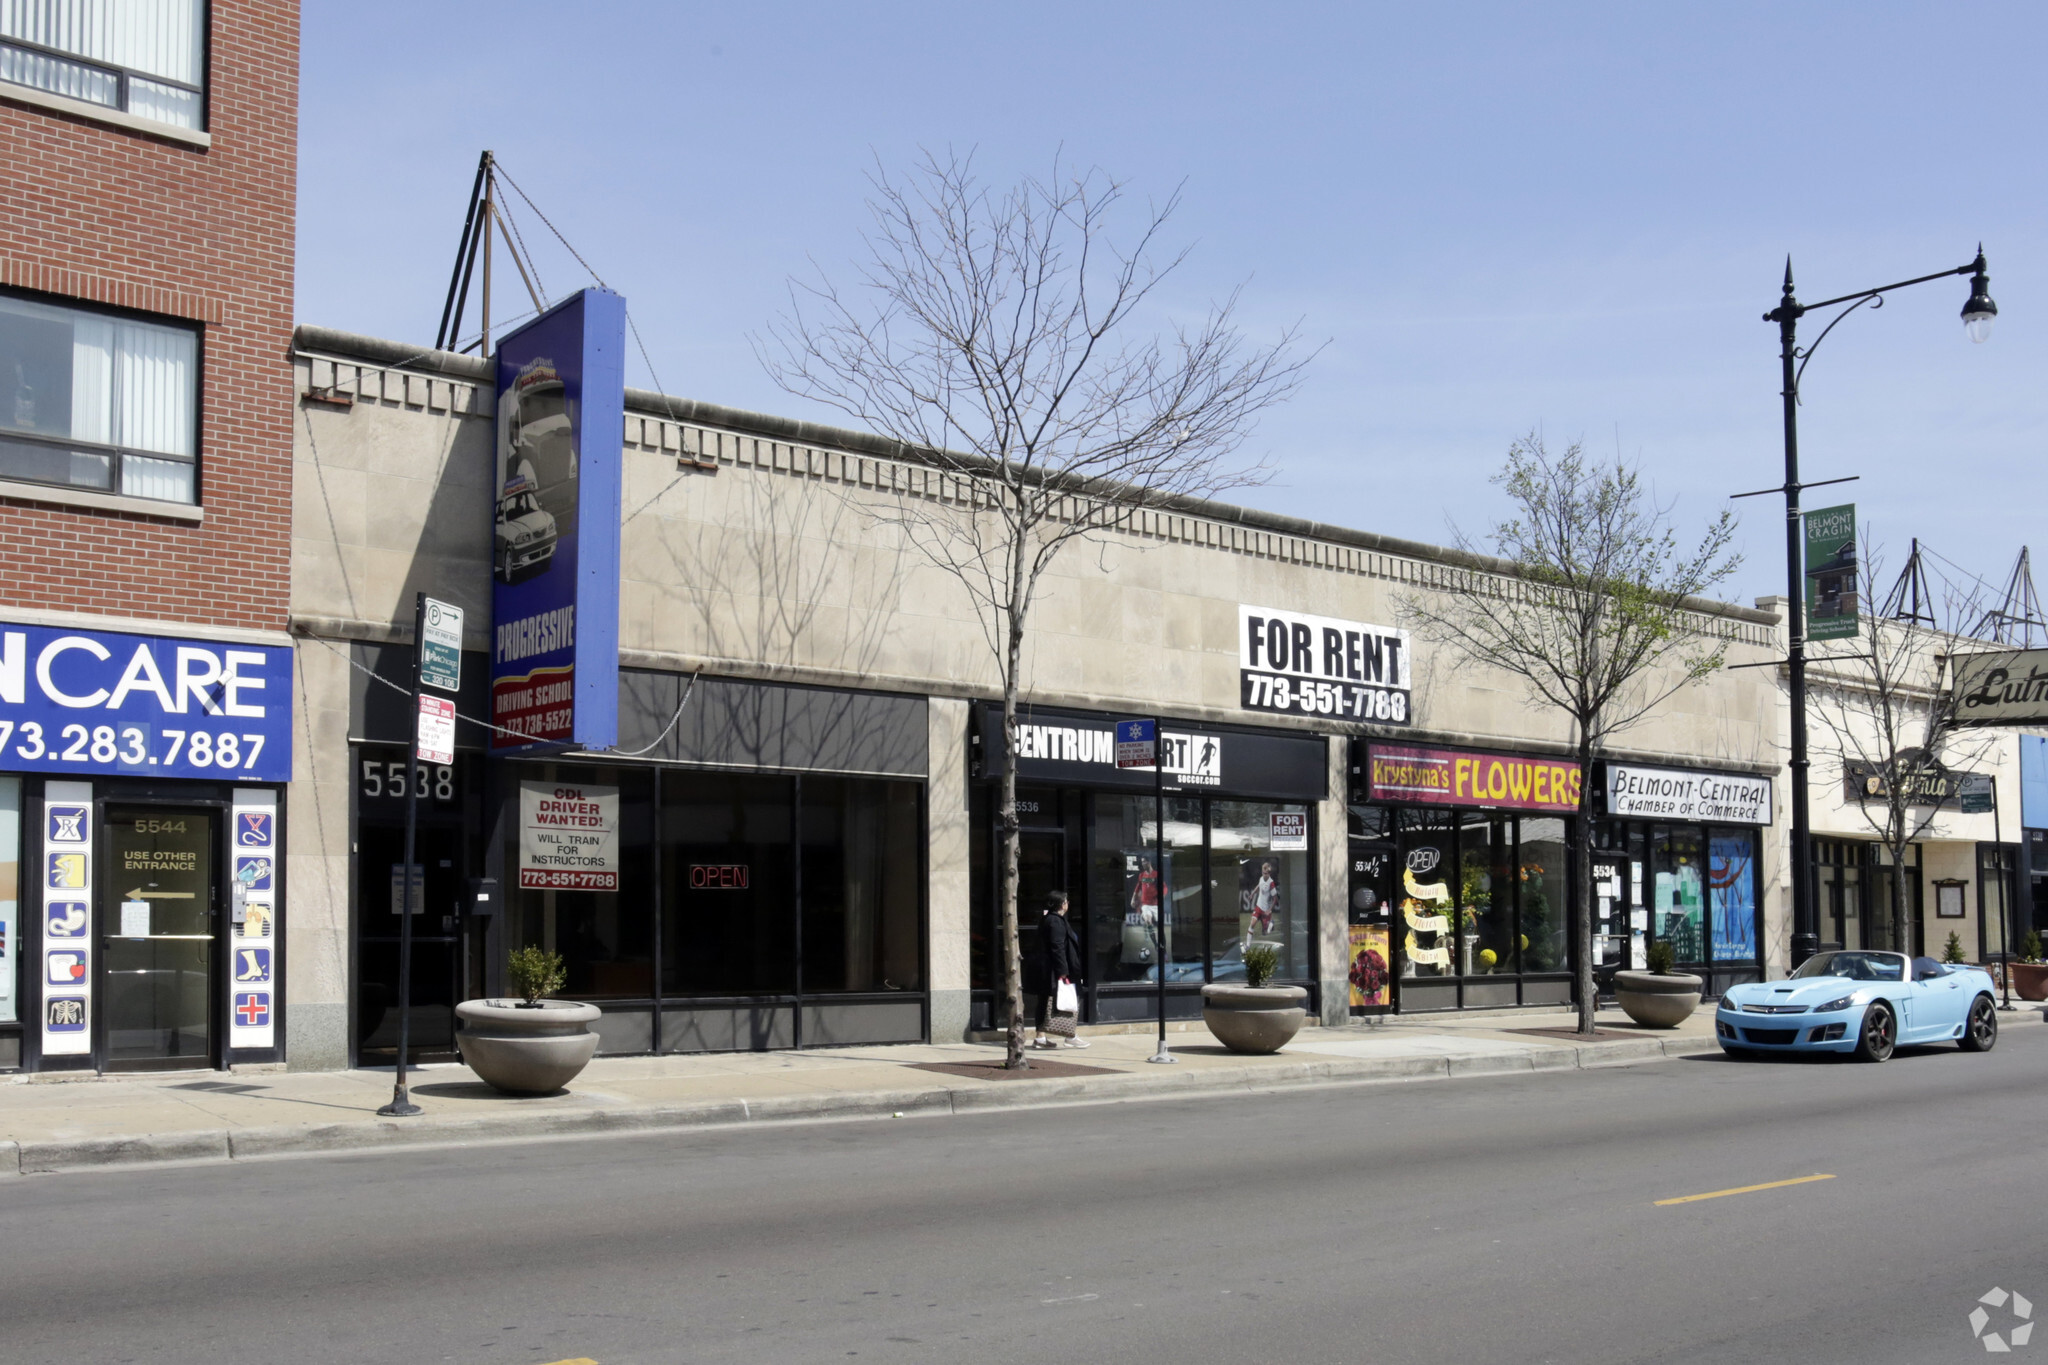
xmin=490 ymin=288 xmax=624 ymax=751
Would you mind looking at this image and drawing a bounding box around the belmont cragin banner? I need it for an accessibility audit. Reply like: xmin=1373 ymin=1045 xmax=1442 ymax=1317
xmin=0 ymin=622 xmax=292 ymax=781
xmin=1605 ymin=763 xmax=1771 ymax=825
xmin=491 ymin=288 xmax=624 ymax=751
xmin=518 ymin=781 xmax=620 ymax=890
xmin=1238 ymin=604 xmax=1411 ymax=725
xmin=1359 ymin=742 xmax=1582 ymax=812
xmin=1803 ymin=504 xmax=1859 ymax=643
xmin=1952 ymin=648 xmax=2048 ymax=727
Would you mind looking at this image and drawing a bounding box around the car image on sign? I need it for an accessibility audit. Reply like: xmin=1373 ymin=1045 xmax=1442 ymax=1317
xmin=1716 ymin=951 xmax=1998 ymax=1062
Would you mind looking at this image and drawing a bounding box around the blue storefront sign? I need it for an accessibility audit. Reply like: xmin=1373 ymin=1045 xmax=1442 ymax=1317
xmin=489 ymin=288 xmax=624 ymax=752
xmin=0 ymin=623 xmax=293 ymax=782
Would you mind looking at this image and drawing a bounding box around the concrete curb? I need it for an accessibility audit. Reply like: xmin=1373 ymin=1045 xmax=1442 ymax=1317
xmin=2 ymin=1036 xmax=1719 ymax=1176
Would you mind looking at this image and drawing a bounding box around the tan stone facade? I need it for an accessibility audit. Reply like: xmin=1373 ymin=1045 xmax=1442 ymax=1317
xmin=281 ymin=324 xmax=1818 ymax=1067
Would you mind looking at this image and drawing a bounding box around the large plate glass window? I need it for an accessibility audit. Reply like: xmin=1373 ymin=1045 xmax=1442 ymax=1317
xmin=1397 ymin=809 xmax=1456 ymax=979
xmin=0 ymin=0 xmax=208 ymax=129
xmin=1087 ymin=794 xmax=1203 ymax=987
xmin=511 ymin=764 xmax=655 ymax=1001
xmin=1209 ymin=800 xmax=1313 ymax=982
xmin=1518 ymin=818 xmax=1570 ymax=972
xmin=0 ymin=292 xmax=200 ymax=502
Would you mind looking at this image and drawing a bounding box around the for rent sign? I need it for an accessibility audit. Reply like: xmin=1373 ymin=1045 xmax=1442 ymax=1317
xmin=1238 ymin=605 xmax=1411 ymax=725
xmin=1364 ymin=743 xmax=1582 ymax=812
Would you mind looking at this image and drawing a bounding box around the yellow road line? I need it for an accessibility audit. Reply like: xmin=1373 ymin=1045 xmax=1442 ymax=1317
xmin=1656 ymin=1173 xmax=1835 ymax=1206
xmin=538 ymin=1359 xmax=599 ymax=1364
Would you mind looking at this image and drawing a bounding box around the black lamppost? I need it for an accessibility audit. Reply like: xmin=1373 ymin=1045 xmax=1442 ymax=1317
xmin=1761 ymin=248 xmax=1997 ymax=967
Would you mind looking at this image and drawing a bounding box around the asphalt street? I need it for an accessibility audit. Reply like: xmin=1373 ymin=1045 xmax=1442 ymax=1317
xmin=5 ymin=1027 xmax=2044 ymax=1365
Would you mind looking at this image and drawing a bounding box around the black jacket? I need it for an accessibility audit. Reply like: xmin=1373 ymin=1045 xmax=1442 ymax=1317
xmin=1034 ymin=910 xmax=1082 ymax=995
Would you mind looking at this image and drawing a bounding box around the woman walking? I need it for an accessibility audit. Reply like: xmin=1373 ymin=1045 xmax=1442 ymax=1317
xmin=1033 ymin=890 xmax=1089 ymax=1050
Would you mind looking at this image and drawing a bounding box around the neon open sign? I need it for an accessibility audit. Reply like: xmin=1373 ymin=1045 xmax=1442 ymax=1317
xmin=690 ymin=864 xmax=750 ymax=890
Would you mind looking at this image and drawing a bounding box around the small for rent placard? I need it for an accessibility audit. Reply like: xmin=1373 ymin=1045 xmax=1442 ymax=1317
xmin=518 ymin=781 xmax=619 ymax=890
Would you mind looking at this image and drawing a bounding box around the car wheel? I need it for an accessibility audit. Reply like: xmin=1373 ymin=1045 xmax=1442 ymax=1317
xmin=497 ymin=548 xmax=514 ymax=582
xmin=1853 ymin=1002 xmax=1896 ymax=1063
xmin=1959 ymin=994 xmax=1998 ymax=1053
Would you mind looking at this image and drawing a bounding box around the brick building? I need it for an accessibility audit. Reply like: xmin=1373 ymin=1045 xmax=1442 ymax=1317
xmin=0 ymin=2 xmax=300 ymax=1073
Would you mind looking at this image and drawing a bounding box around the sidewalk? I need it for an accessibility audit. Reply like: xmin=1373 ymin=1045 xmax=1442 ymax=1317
xmin=0 ymin=1003 xmax=1914 ymax=1176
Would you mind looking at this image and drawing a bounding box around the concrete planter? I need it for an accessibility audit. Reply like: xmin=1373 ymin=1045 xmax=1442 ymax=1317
xmin=1202 ymin=983 xmax=1308 ymax=1054
xmin=456 ymin=998 xmax=602 ymax=1095
xmin=2010 ymin=963 xmax=2048 ymax=1002
xmin=1613 ymin=970 xmax=1703 ymax=1028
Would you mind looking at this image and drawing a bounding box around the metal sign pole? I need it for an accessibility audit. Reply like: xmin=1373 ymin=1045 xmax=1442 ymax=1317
xmin=1149 ymin=715 xmax=1175 ymax=1064
xmin=378 ymin=592 xmax=427 ymax=1117
xmin=1996 ymin=772 xmax=2015 ymax=1011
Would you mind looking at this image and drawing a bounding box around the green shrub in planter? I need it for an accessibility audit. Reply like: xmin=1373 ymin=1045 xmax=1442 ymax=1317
xmin=1645 ymin=940 xmax=1677 ymax=975
xmin=2022 ymin=931 xmax=2044 ymax=965
xmin=507 ymin=945 xmax=567 ymax=1006
xmin=1243 ymin=942 xmax=1280 ymax=988
xmin=1941 ymin=931 xmax=1966 ymax=965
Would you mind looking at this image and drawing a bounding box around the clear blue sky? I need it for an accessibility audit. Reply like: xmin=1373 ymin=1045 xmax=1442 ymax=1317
xmin=298 ymin=2 xmax=2046 ymax=609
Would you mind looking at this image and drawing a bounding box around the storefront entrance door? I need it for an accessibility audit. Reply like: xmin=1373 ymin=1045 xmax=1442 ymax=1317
xmin=1592 ymin=855 xmax=1632 ymax=974
xmin=355 ymin=822 xmax=465 ymax=1063
xmin=100 ymin=807 xmax=217 ymax=1070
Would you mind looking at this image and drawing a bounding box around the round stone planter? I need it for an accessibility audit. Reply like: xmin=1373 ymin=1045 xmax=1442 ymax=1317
xmin=456 ymin=998 xmax=602 ymax=1095
xmin=1201 ymin=983 xmax=1308 ymax=1054
xmin=2009 ymin=963 xmax=2048 ymax=1002
xmin=1613 ymin=970 xmax=1703 ymax=1029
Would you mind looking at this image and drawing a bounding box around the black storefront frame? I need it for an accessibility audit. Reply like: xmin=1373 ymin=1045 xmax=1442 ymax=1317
xmin=486 ymin=759 xmax=931 ymax=1056
xmin=1590 ymin=816 xmax=1765 ymax=999
xmin=345 ymin=655 xmax=934 ymax=1059
xmin=968 ymin=702 xmax=1330 ymax=1029
xmin=10 ymin=771 xmax=287 ymax=1075
xmin=968 ymin=786 xmax=1321 ymax=1027
xmin=1346 ymin=803 xmax=1576 ymax=1013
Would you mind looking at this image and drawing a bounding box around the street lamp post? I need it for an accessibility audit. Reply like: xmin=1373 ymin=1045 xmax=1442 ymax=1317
xmin=1761 ymin=248 xmax=1996 ymax=967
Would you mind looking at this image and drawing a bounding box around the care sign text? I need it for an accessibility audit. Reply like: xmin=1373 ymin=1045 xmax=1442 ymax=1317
xmin=518 ymin=781 xmax=620 ymax=890
xmin=1238 ymin=605 xmax=1411 ymax=725
xmin=0 ymin=623 xmax=292 ymax=782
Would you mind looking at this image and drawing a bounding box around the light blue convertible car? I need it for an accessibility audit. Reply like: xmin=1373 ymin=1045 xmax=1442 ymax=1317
xmin=1715 ymin=949 xmax=1999 ymax=1062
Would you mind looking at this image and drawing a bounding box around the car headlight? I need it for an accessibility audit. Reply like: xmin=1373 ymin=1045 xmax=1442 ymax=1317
xmin=1814 ymin=994 xmax=1857 ymax=1013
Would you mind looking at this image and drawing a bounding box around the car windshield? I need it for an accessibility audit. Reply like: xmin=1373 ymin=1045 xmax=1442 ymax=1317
xmin=1791 ymin=951 xmax=1904 ymax=982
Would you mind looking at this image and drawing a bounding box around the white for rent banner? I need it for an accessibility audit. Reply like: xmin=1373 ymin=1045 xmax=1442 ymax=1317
xmin=519 ymin=781 xmax=619 ymax=890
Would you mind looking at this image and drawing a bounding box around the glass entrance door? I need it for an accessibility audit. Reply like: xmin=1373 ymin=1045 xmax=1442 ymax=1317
xmin=101 ymin=807 xmax=216 ymax=1069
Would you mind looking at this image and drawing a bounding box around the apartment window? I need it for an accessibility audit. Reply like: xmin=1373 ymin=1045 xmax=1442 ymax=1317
xmin=0 ymin=0 xmax=206 ymax=130
xmin=0 ymin=292 xmax=200 ymax=504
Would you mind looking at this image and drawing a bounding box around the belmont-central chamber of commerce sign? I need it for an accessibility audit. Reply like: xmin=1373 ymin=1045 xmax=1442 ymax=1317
xmin=1605 ymin=763 xmax=1771 ymax=825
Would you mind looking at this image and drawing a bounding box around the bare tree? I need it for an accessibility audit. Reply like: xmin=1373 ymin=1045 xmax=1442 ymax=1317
xmin=762 ymin=150 xmax=1309 ymax=1067
xmin=1805 ymin=540 xmax=1999 ymax=958
xmin=1400 ymin=435 xmax=1741 ymax=1034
